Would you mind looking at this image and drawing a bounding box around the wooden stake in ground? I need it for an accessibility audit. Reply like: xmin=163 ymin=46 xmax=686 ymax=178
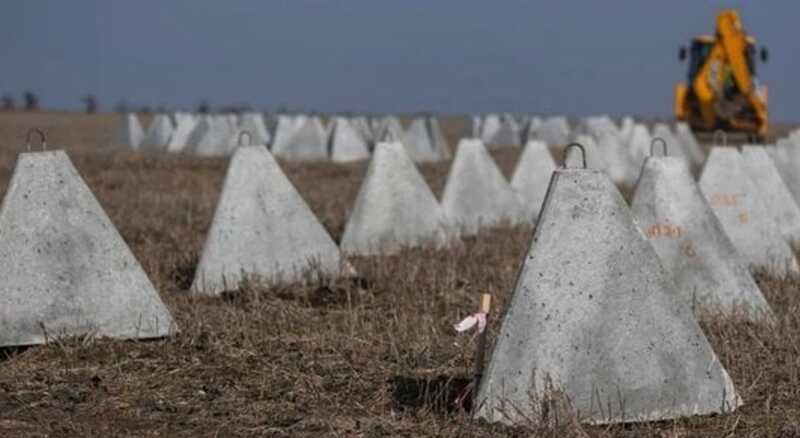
xmin=474 ymin=293 xmax=492 ymax=380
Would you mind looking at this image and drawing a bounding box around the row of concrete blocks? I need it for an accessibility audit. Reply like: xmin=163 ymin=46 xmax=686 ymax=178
xmin=190 ymin=136 xmax=796 ymax=426
xmin=115 ymin=112 xmax=452 ymax=162
xmin=0 ymin=137 xmax=541 ymax=346
xmin=1 ymin=134 xmax=792 ymax=426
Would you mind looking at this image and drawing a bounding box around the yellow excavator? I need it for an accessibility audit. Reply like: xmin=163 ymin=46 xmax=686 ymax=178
xmin=674 ymin=9 xmax=769 ymax=140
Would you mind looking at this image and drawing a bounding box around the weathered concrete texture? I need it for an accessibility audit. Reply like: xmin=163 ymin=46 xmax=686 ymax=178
xmin=0 ymin=151 xmax=176 ymax=346
xmin=619 ymin=116 xmax=635 ymax=142
xmin=652 ymin=124 xmax=698 ymax=166
xmin=442 ymin=139 xmax=526 ymax=234
xmin=329 ymin=117 xmax=370 ymax=163
xmin=403 ymin=118 xmax=440 ymax=162
xmin=471 ymin=115 xmax=482 ymax=138
xmin=340 ymin=142 xmax=451 ymax=255
xmin=625 ymin=124 xmax=652 ymax=173
xmin=272 ymin=116 xmax=328 ymax=161
xmin=741 ymin=146 xmax=800 ymax=245
xmin=511 ymin=140 xmax=556 ymax=221
xmin=270 ymin=115 xmax=302 ymax=154
xmin=481 ymin=114 xmax=521 ymax=148
xmin=187 ymin=116 xmax=235 ymax=157
xmin=428 ymin=118 xmax=452 ymax=160
xmin=192 ymin=146 xmax=341 ymax=295
xmin=378 ymin=116 xmax=405 ymax=143
xmin=238 ymin=113 xmax=271 ymax=146
xmin=141 ymin=114 xmax=174 ymax=151
xmin=582 ymin=115 xmax=618 ymax=139
xmin=475 ymin=167 xmax=739 ymax=425
xmin=674 ymin=123 xmax=706 ymax=165
xmin=567 ymin=135 xmax=607 ymax=172
xmin=771 ymin=140 xmax=800 ymax=205
xmin=597 ymin=132 xmax=636 ymax=186
xmin=530 ymin=116 xmax=570 ymax=146
xmin=350 ymin=117 xmax=374 ymax=145
xmin=167 ymin=113 xmax=198 ymax=153
xmin=699 ymin=147 xmax=799 ymax=275
xmin=522 ymin=116 xmax=542 ymax=145
xmin=115 ymin=113 xmax=144 ymax=149
xmin=631 ymin=156 xmax=772 ymax=317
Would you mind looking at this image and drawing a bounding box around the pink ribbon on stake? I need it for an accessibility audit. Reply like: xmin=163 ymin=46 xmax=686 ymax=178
xmin=454 ymin=312 xmax=487 ymax=333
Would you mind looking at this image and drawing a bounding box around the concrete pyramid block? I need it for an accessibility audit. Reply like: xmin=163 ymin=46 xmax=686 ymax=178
xmin=329 ymin=117 xmax=370 ymax=163
xmin=187 ymin=116 xmax=235 ymax=157
xmin=403 ymin=118 xmax=440 ymax=162
xmin=475 ymin=162 xmax=739 ymax=425
xmin=378 ymin=116 xmax=405 ymax=143
xmin=741 ymin=145 xmax=800 ymax=245
xmin=115 ymin=113 xmax=144 ymax=150
xmin=510 ymin=140 xmax=556 ymax=221
xmin=772 ymin=140 xmax=800 ymax=205
xmin=530 ymin=116 xmax=570 ymax=146
xmin=272 ymin=116 xmax=327 ymax=161
xmin=699 ymin=147 xmax=799 ymax=275
xmin=192 ymin=146 xmax=341 ymax=295
xmin=619 ymin=116 xmax=635 ymax=142
xmin=522 ymin=116 xmax=542 ymax=145
xmin=471 ymin=115 xmax=482 ymax=138
xmin=167 ymin=113 xmax=198 ymax=153
xmin=428 ymin=117 xmax=452 ymax=160
xmin=442 ymin=139 xmax=526 ymax=234
xmin=675 ymin=123 xmax=705 ymax=165
xmin=350 ymin=116 xmax=374 ymax=144
xmin=631 ymin=154 xmax=771 ymax=316
xmin=597 ymin=132 xmax=636 ymax=185
xmin=480 ymin=114 xmax=521 ymax=148
xmin=340 ymin=142 xmax=451 ymax=255
xmin=141 ymin=114 xmax=174 ymax=151
xmin=0 ymin=150 xmax=176 ymax=346
xmin=270 ymin=115 xmax=302 ymax=153
xmin=238 ymin=113 xmax=271 ymax=146
xmin=626 ymin=124 xmax=652 ymax=172
xmin=653 ymin=124 xmax=694 ymax=165
xmin=567 ymin=135 xmax=607 ymax=171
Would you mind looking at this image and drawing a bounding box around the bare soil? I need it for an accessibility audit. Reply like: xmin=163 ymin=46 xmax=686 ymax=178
xmin=0 ymin=112 xmax=798 ymax=437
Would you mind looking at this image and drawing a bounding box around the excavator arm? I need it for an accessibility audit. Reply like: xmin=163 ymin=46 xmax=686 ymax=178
xmin=716 ymin=10 xmax=768 ymax=134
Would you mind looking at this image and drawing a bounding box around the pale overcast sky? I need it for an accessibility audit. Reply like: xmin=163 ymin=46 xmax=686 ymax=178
xmin=1 ymin=1 xmax=797 ymax=120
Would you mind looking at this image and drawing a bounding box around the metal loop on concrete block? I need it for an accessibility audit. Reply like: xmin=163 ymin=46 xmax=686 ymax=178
xmin=25 ymin=128 xmax=46 ymax=151
xmin=238 ymin=130 xmax=252 ymax=146
xmin=713 ymin=129 xmax=728 ymax=146
xmin=563 ymin=143 xmax=587 ymax=169
xmin=650 ymin=137 xmax=668 ymax=157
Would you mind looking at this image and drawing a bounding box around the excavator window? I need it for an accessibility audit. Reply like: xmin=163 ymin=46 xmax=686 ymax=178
xmin=687 ymin=41 xmax=713 ymax=84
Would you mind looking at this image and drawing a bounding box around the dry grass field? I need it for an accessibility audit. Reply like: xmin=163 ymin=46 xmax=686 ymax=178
xmin=0 ymin=112 xmax=798 ymax=437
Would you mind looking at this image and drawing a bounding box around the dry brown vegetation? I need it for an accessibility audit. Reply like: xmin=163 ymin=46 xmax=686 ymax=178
xmin=0 ymin=112 xmax=798 ymax=437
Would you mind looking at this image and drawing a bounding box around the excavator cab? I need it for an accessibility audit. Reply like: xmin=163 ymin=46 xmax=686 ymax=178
xmin=675 ymin=10 xmax=769 ymax=140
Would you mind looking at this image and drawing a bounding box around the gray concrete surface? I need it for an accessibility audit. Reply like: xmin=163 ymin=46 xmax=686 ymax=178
xmin=272 ymin=116 xmax=328 ymax=161
xmin=699 ymin=147 xmax=799 ymax=275
xmin=510 ymin=140 xmax=556 ymax=221
xmin=115 ymin=113 xmax=144 ymax=150
xmin=0 ymin=150 xmax=176 ymax=346
xmin=192 ymin=146 xmax=341 ymax=295
xmin=340 ymin=142 xmax=452 ymax=255
xmin=475 ymin=167 xmax=740 ymax=425
xmin=329 ymin=117 xmax=370 ymax=163
xmin=631 ymin=155 xmax=772 ymax=317
xmin=141 ymin=114 xmax=174 ymax=151
xmin=741 ymin=145 xmax=800 ymax=245
xmin=442 ymin=139 xmax=525 ymax=234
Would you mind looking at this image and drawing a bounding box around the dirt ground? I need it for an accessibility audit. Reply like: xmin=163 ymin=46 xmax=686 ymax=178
xmin=0 ymin=112 xmax=798 ymax=437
